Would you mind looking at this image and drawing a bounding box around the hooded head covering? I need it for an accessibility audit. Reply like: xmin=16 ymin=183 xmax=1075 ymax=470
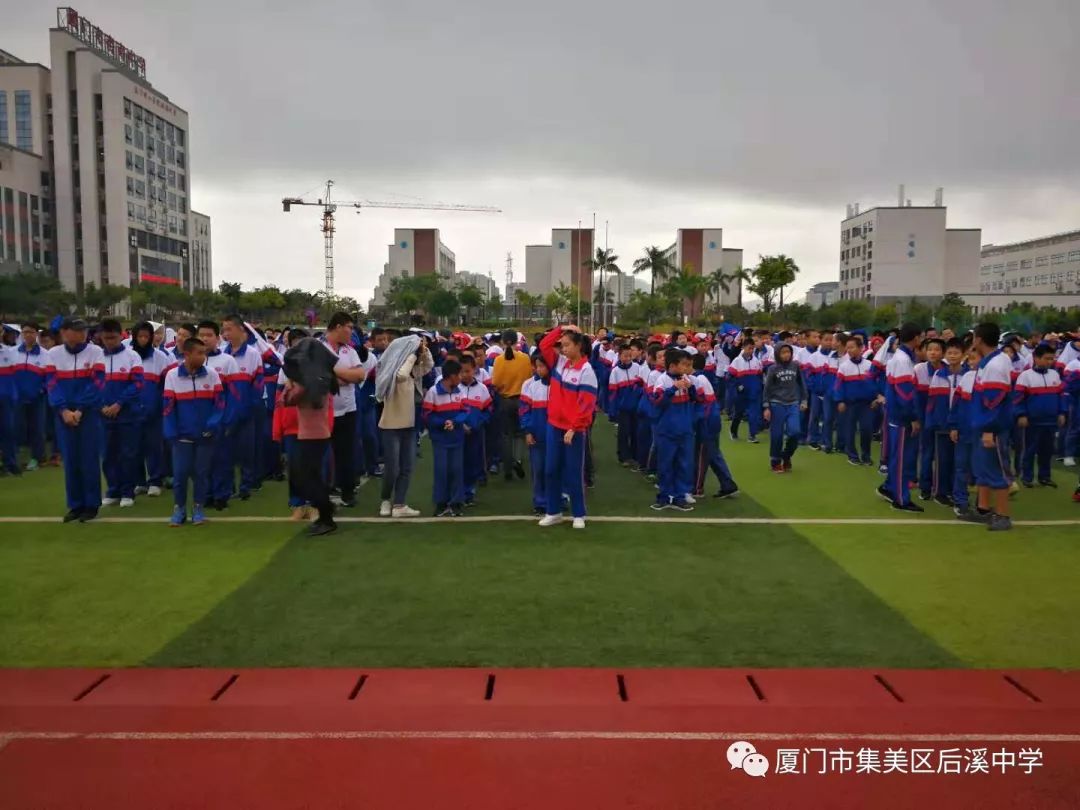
xmin=375 ymin=334 xmax=422 ymax=404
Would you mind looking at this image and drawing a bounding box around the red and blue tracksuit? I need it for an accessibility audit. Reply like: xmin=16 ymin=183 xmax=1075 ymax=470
xmin=133 ymin=346 xmax=174 ymax=489
xmin=692 ymin=373 xmax=736 ymax=495
xmin=948 ymin=370 xmax=977 ymax=509
xmin=519 ymin=375 xmax=550 ymax=512
xmin=727 ymin=353 xmax=763 ymax=440
xmin=884 ymin=344 xmax=919 ymax=505
xmin=591 ymin=343 xmax=614 ymax=411
xmin=460 ymin=379 xmax=493 ymax=501
xmin=224 ymin=341 xmax=270 ymax=497
xmin=872 ymin=339 xmax=895 ymax=466
xmin=46 ymin=343 xmax=106 ymax=512
xmin=632 ymin=361 xmax=654 ymax=469
xmin=800 ymin=347 xmax=828 ymax=444
xmin=539 ymin=328 xmax=597 ymax=518
xmin=163 ymin=364 xmax=225 ymax=510
xmin=1013 ymin=367 xmax=1067 ymax=484
xmin=914 ymin=361 xmax=943 ymax=497
xmin=100 ymin=345 xmax=145 ymax=500
xmin=14 ymin=343 xmax=48 ymax=464
xmin=925 ymin=365 xmax=964 ymax=499
xmin=835 ymin=354 xmax=876 ymax=463
xmin=422 ymin=381 xmax=469 ymax=508
xmin=820 ymin=350 xmax=841 ymax=453
xmin=205 ymin=350 xmax=241 ymax=502
xmin=650 ymin=371 xmax=701 ymax=505
xmin=606 ymin=362 xmax=640 ymax=464
xmin=970 ymin=349 xmax=1015 ymax=490
xmin=355 ymin=352 xmax=380 ymax=477
xmin=1063 ymin=359 xmax=1080 ymax=459
xmin=0 ymin=346 xmax=18 ymax=473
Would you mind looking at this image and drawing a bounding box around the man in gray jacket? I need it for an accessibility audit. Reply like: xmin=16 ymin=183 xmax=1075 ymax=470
xmin=763 ymin=343 xmax=808 ymax=472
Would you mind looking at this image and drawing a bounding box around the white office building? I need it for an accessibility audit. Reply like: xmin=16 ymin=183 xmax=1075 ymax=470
xmin=369 ymin=227 xmax=456 ymax=307
xmin=838 ymin=187 xmax=980 ymax=308
xmin=805 ymin=281 xmax=839 ymax=309
xmin=524 ymin=228 xmax=594 ymax=298
xmin=455 ymin=270 xmax=498 ymax=298
xmin=1 ymin=10 xmax=212 ymax=293
xmin=974 ymin=230 xmax=1080 ymax=313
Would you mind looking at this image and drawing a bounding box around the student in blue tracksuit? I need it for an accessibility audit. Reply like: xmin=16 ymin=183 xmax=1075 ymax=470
xmin=0 ymin=337 xmax=18 ymax=476
xmin=763 ymin=343 xmax=808 ymax=473
xmin=98 ymin=319 xmax=145 ymax=507
xmin=1013 ymin=344 xmax=1068 ymax=488
xmin=649 ymin=348 xmax=701 ymax=511
xmin=459 ymin=354 xmax=493 ymax=506
xmin=879 ymin=324 xmax=924 ymax=511
xmin=421 ymin=359 xmax=468 ymax=516
xmin=923 ymin=339 xmax=966 ymax=506
xmin=606 ymin=343 xmax=640 ymax=466
xmin=948 ymin=346 xmax=980 ymax=518
xmin=519 ymin=355 xmax=551 ymax=516
xmin=728 ymin=341 xmax=764 ymax=443
xmin=820 ymin=332 xmax=845 ymax=454
xmin=130 ymin=322 xmax=173 ymax=497
xmin=163 ymin=337 xmax=226 ymax=526
xmin=45 ymin=318 xmax=106 ymax=522
xmin=835 ymin=335 xmax=877 ymax=466
xmin=690 ymin=353 xmax=739 ymax=499
xmin=14 ymin=324 xmax=48 ymax=471
xmin=914 ymin=339 xmax=945 ymax=501
xmin=634 ymin=344 xmax=661 ymax=470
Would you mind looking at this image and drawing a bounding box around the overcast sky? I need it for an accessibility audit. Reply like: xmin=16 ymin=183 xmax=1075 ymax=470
xmin=6 ymin=0 xmax=1080 ymax=305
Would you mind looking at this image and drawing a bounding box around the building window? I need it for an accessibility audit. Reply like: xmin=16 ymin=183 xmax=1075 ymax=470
xmin=1035 ymin=255 xmax=1048 ymax=267
xmin=125 ymin=150 xmax=134 ymax=170
xmin=176 ymin=152 xmax=185 ymax=169
xmin=0 ymin=91 xmax=7 ymax=145
xmin=124 ymin=123 xmax=133 ymax=144
xmin=134 ymin=154 xmax=144 ymax=171
xmin=1020 ymin=259 xmax=1032 ymax=269
xmin=127 ymin=202 xmax=135 ymax=219
xmin=135 ymin=179 xmax=145 ymax=198
xmin=176 ymin=129 xmax=185 ymax=147
xmin=126 ymin=176 xmax=134 ymax=194
xmin=1052 ymin=254 xmax=1065 ymax=264
xmin=124 ymin=99 xmax=132 ymax=118
xmin=167 ymin=169 xmax=176 ymax=188
xmin=1069 ymin=251 xmax=1080 ymax=262
xmin=14 ymin=90 xmax=33 ymax=150
xmin=134 ymin=129 xmax=144 ymax=149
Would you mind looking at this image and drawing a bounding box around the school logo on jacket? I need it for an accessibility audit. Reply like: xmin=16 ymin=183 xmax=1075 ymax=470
xmin=203 ymin=383 xmax=211 ymax=389
xmin=83 ymin=361 xmax=90 ymax=368
xmin=120 ymin=366 xmax=127 ymax=372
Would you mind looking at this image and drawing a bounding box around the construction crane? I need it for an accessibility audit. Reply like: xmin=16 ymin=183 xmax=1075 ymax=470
xmin=282 ymin=179 xmax=501 ymax=297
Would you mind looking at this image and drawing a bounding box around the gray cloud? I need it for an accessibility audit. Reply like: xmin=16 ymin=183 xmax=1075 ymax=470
xmin=5 ymin=0 xmax=1079 ymax=302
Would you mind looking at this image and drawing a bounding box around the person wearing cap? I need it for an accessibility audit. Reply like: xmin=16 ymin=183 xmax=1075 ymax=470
xmin=13 ymin=324 xmax=48 ymax=471
xmin=45 ymin=318 xmax=106 ymax=522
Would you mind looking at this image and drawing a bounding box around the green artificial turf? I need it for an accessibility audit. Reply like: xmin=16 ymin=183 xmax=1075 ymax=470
xmin=1 ymin=422 xmax=1078 ymax=669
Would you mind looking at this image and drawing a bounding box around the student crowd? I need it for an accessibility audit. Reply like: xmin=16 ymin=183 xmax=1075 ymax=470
xmin=1 ymin=313 xmax=1078 ymax=535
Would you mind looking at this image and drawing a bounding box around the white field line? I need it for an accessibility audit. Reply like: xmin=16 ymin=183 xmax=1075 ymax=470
xmin=1 ymin=730 xmax=1079 ymax=744
xmin=0 ymin=515 xmax=1078 ymax=527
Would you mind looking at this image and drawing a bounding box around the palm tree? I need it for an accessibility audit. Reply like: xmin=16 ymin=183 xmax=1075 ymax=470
xmin=772 ymin=254 xmax=800 ymax=310
xmin=706 ymin=267 xmax=750 ymax=308
xmin=583 ymin=247 xmax=620 ymax=328
xmin=632 ymin=246 xmax=675 ymax=296
xmin=514 ymin=289 xmax=542 ymax=321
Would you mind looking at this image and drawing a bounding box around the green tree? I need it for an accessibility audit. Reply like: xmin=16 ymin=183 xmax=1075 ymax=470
xmin=544 ymin=283 xmax=582 ymax=322
xmin=818 ymin=299 xmax=874 ymax=330
xmin=193 ymin=289 xmax=228 ymax=320
xmin=584 ymin=247 xmax=620 ymax=326
xmin=746 ymin=255 xmax=800 ymax=313
xmin=780 ymin=302 xmax=813 ymax=326
xmin=705 ymin=267 xmax=749 ymax=310
xmin=897 ymin=298 xmax=934 ymax=330
xmin=0 ymin=271 xmax=74 ymax=320
xmin=937 ymin=293 xmax=971 ymax=331
xmin=82 ymin=282 xmax=130 ymax=318
xmin=456 ymin=284 xmax=484 ymax=322
xmin=620 ymin=290 xmax=667 ymax=327
xmin=426 ymin=288 xmax=459 ymax=325
xmin=514 ymin=289 xmax=542 ymax=321
xmin=661 ymin=266 xmax=710 ymax=319
xmin=631 ymin=246 xmax=674 ymax=296
xmin=218 ymin=282 xmax=242 ymax=313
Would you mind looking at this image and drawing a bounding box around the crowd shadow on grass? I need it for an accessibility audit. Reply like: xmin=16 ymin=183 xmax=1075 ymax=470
xmin=146 ymin=494 xmax=961 ymax=670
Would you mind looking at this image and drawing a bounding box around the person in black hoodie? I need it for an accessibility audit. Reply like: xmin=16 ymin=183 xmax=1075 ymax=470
xmin=763 ymin=343 xmax=808 ymax=473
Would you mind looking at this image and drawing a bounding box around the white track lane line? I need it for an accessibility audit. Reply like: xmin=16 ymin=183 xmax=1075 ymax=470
xmin=1 ymin=516 xmax=1078 ymax=526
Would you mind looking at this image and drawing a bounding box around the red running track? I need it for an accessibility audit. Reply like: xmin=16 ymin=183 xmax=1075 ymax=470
xmin=1 ymin=667 xmax=1078 ymax=808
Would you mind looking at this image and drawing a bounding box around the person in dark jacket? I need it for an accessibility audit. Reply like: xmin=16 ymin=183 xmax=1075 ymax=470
xmin=763 ymin=343 xmax=808 ymax=473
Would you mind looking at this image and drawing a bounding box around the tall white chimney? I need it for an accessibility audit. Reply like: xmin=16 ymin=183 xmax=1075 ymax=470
xmin=846 ymin=203 xmax=853 ymax=219
xmin=854 ymin=203 xmax=860 ymax=215
xmin=934 ymin=187 xmax=944 ymax=206
xmin=898 ymin=184 xmax=905 ymax=207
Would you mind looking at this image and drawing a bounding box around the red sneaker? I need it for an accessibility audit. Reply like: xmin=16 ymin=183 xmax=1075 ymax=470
xmin=771 ymin=463 xmax=784 ymax=474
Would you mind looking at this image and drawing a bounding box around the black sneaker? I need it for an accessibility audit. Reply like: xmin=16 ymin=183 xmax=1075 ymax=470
xmin=463 ymin=498 xmax=477 ymax=509
xmin=933 ymin=494 xmax=954 ymax=507
xmin=1021 ymin=480 xmax=1034 ymax=489
xmin=728 ymin=429 xmax=738 ymax=441
xmin=450 ymin=504 xmax=464 ymax=517
xmin=434 ymin=504 xmax=450 ymax=517
xmin=848 ymin=457 xmax=861 ymax=467
xmin=917 ymin=490 xmax=932 ymax=501
xmin=714 ymin=487 xmax=739 ymax=500
xmin=670 ymin=500 xmax=694 ymax=512
xmin=956 ymin=508 xmax=992 ymax=524
xmin=339 ymin=498 xmax=357 ymax=509
xmin=861 ymin=459 xmax=874 ymax=466
xmin=308 ymin=520 xmax=338 ymax=537
xmin=1039 ymin=479 xmax=1058 ymax=489
xmin=823 ymin=448 xmax=833 ymax=454
xmin=79 ymin=509 xmax=99 ymax=522
xmin=782 ymin=459 xmax=792 ymax=472
xmin=63 ymin=509 xmax=82 ymax=523
xmin=809 ymin=443 xmax=821 ymax=451
xmin=747 ymin=436 xmax=760 ymax=444
xmin=650 ymin=501 xmax=670 ymax=511
xmin=533 ymin=507 xmax=545 ymax=517
xmin=988 ymin=514 xmax=1013 ymax=532
xmin=239 ymin=491 xmax=251 ymax=501
xmin=891 ymin=501 xmax=924 ymax=513
xmin=513 ymin=460 xmax=526 ymax=480
xmin=876 ymin=485 xmax=892 ymax=502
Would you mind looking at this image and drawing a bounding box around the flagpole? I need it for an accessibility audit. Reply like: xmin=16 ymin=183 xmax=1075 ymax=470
xmin=576 ymin=220 xmax=582 ymax=327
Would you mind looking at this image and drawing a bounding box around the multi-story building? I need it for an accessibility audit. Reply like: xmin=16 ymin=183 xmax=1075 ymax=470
xmin=524 ymin=228 xmax=594 ymax=298
xmin=838 ymin=187 xmax=981 ymax=308
xmin=369 ymin=227 xmax=456 ymax=307
xmin=974 ymin=230 xmax=1080 ymax=313
xmin=659 ymin=228 xmax=744 ymax=313
xmin=0 ymin=9 xmax=212 ymax=293
xmin=804 ymin=281 xmax=839 ymax=309
xmin=190 ymin=209 xmax=212 ymax=292
xmin=505 ymin=280 xmax=526 ymax=302
xmin=0 ymin=142 xmax=50 ymax=276
xmin=455 ymin=270 xmax=498 ymax=298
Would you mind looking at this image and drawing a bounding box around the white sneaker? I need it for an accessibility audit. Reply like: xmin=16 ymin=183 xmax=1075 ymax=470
xmin=101 ymin=497 xmax=120 ymax=506
xmin=683 ymin=494 xmax=697 ymax=505
xmin=379 ymin=500 xmax=392 ymax=517
xmin=392 ymin=505 xmax=420 ymax=518
xmin=119 ymin=497 xmax=135 ymax=508
xmin=330 ymin=495 xmax=345 ymax=506
xmin=134 ymin=486 xmax=148 ymax=496
xmin=538 ymin=514 xmax=563 ymax=527
xmin=572 ymin=518 xmax=585 ymax=529
xmin=1064 ymin=457 xmax=1077 ymax=468
xmin=147 ymin=486 xmax=162 ymax=497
